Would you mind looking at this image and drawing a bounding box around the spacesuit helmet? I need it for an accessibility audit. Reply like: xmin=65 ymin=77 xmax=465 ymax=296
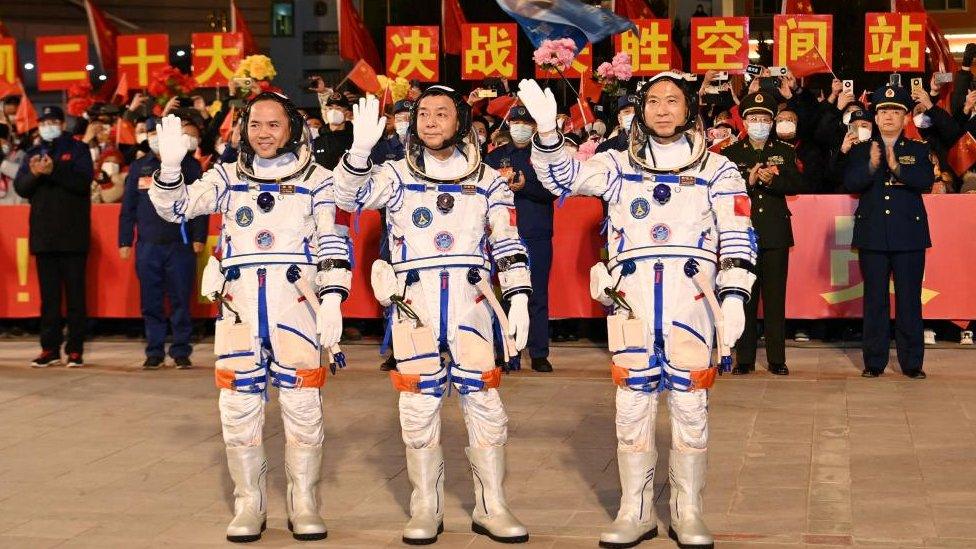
xmin=628 ymin=71 xmax=708 ymax=173
xmin=238 ymin=91 xmax=308 ymax=167
xmin=408 ymin=85 xmax=473 ymax=151
xmin=405 ymin=85 xmax=482 ymax=182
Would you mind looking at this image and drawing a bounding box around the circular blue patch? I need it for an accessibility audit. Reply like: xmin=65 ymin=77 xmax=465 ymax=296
xmin=412 ymin=207 xmax=433 ymax=228
xmin=235 ymin=206 xmax=254 ymax=227
xmin=433 ymin=231 xmax=455 ymax=252
xmin=652 ymin=183 xmax=671 ymax=205
xmin=255 ymin=230 xmax=275 ymax=250
xmin=651 ymin=223 xmax=671 ymax=243
xmin=630 ymin=198 xmax=650 ymax=219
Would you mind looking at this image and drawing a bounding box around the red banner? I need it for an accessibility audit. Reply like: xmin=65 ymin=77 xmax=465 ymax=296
xmin=192 ymin=32 xmax=243 ymax=88
xmin=117 ymin=34 xmax=169 ymax=88
xmin=535 ymin=43 xmax=593 ymax=80
xmin=614 ymin=19 xmax=673 ymax=76
xmin=690 ymin=17 xmax=749 ymax=74
xmin=773 ymin=15 xmax=832 ymax=75
xmin=0 ymin=37 xmax=17 ymax=86
xmin=461 ymin=23 xmax=517 ymax=80
xmin=386 ymin=26 xmax=439 ymax=82
xmin=35 ymin=35 xmax=89 ymax=91
xmin=3 ymin=197 xmax=976 ymax=320
xmin=864 ymin=12 xmax=926 ymax=72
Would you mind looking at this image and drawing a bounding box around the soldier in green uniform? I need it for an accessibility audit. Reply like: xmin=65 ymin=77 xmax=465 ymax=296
xmin=723 ymin=91 xmax=804 ymax=376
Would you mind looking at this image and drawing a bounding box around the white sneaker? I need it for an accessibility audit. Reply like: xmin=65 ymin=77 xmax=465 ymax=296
xmin=961 ymin=331 xmax=974 ymax=345
xmin=923 ymin=329 xmax=936 ymax=346
xmin=794 ymin=331 xmax=810 ymax=342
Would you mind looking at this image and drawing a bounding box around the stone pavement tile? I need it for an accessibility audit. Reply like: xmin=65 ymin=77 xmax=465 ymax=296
xmin=3 ymin=518 xmax=99 ymax=539
xmin=809 ymin=482 xmax=851 ymax=502
xmin=0 ymin=536 xmax=65 ymax=548
xmin=806 ymin=520 xmax=853 ymax=535
xmin=808 ymin=498 xmax=853 ymax=523
xmin=730 ymin=486 xmax=807 ymax=517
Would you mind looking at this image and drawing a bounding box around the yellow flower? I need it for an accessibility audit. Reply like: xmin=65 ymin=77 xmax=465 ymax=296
xmin=207 ymin=99 xmax=223 ymax=118
xmin=391 ymin=77 xmax=409 ymax=102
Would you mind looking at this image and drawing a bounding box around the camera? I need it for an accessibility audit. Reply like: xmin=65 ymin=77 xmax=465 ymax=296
xmin=769 ymin=66 xmax=788 ymax=77
xmin=232 ymin=76 xmax=254 ymax=91
xmin=476 ymin=89 xmax=498 ymax=98
xmin=842 ymin=80 xmax=854 ymax=93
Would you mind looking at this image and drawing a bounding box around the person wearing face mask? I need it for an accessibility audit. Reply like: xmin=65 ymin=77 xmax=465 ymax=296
xmin=14 ymin=105 xmax=95 ymax=369
xmin=92 ymin=149 xmax=126 ymax=203
xmin=312 ymin=91 xmax=353 ymax=170
xmin=471 ymin=116 xmax=490 ymax=157
xmin=485 ymin=105 xmax=556 ymax=373
xmin=596 ymin=95 xmax=638 ymax=154
xmin=775 ymin=107 xmax=824 ymax=193
xmin=845 ymin=84 xmax=932 ymax=380
xmin=827 ymin=110 xmax=874 ymax=194
xmin=118 ymin=116 xmax=208 ymax=370
xmin=370 ymin=99 xmax=411 ymax=166
xmin=723 ymin=91 xmax=803 ymax=377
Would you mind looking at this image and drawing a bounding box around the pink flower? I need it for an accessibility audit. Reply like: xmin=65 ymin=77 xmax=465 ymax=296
xmin=596 ymin=62 xmax=615 ymax=80
xmin=576 ymin=137 xmax=600 ymax=161
xmin=533 ymin=39 xmax=578 ymax=72
xmin=611 ymin=53 xmax=633 ymax=81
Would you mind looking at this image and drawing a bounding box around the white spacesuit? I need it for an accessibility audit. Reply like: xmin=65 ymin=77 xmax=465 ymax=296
xmin=149 ymin=93 xmax=351 ymax=543
xmin=519 ymin=74 xmax=757 ymax=549
xmin=333 ymin=87 xmax=531 ymax=545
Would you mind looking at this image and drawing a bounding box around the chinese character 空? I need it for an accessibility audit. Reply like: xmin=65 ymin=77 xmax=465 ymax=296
xmin=696 ymin=19 xmax=744 ymax=69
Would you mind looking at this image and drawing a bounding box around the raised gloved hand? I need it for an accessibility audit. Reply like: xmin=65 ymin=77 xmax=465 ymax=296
xmin=316 ymin=293 xmax=343 ymax=349
xmin=720 ymin=297 xmax=746 ymax=350
xmin=157 ymin=114 xmax=186 ymax=181
xmin=349 ymin=95 xmax=387 ymax=163
xmin=508 ymin=293 xmax=530 ymax=351
xmin=516 ymin=79 xmax=558 ymax=134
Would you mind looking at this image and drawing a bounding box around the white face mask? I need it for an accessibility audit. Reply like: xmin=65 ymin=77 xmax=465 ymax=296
xmin=476 ymin=132 xmax=487 ymax=145
xmin=856 ymin=126 xmax=873 ymax=142
xmin=1 ymin=142 xmax=9 ymax=155
xmin=620 ymin=113 xmax=634 ymax=131
xmin=39 ymin=125 xmax=62 ymax=141
xmin=216 ymin=142 xmax=227 ymax=155
xmin=102 ymin=162 xmax=120 ymax=177
xmin=509 ymin=123 xmax=533 ymax=144
xmin=326 ymin=109 xmax=345 ymax=125
xmin=309 ymin=127 xmax=320 ymax=140
xmin=746 ymin=121 xmax=772 ymax=141
xmin=182 ymin=134 xmax=199 ymax=152
xmin=775 ymin=120 xmax=797 ymax=139
xmin=913 ymin=113 xmax=932 ymax=129
xmin=135 ymin=132 xmax=148 ymax=144
xmin=592 ymin=120 xmax=607 ymax=137
xmin=148 ymin=134 xmax=160 ymax=154
xmin=395 ymin=121 xmax=410 ymax=138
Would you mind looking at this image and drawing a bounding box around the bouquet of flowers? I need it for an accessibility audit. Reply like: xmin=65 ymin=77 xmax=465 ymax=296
xmin=233 ymin=55 xmax=277 ymax=82
xmin=66 ymin=82 xmax=94 ymax=118
xmin=595 ymin=53 xmax=633 ymax=96
xmin=532 ymin=39 xmax=578 ymax=74
xmin=148 ymin=66 xmax=197 ymax=114
xmin=377 ymin=75 xmax=410 ymax=102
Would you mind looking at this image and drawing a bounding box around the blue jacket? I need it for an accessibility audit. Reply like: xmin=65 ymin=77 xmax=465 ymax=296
xmin=844 ymin=133 xmax=933 ymax=251
xmin=14 ymin=134 xmax=94 ymax=253
xmin=118 ymin=152 xmax=207 ymax=247
xmin=485 ymin=142 xmax=555 ymax=239
xmin=370 ymin=134 xmax=406 ymax=165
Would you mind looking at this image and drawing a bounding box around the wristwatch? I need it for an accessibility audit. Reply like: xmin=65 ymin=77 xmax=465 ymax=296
xmin=496 ymin=253 xmax=528 ymax=271
xmin=318 ymin=259 xmax=351 ymax=271
xmin=721 ymin=257 xmax=756 ymax=275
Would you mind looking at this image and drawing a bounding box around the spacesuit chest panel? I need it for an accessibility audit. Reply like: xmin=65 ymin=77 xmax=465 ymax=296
xmin=223 ymin=179 xmax=316 ymax=260
xmin=390 ymin=178 xmax=490 ymax=263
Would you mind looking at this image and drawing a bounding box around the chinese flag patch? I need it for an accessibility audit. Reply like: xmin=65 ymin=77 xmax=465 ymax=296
xmin=734 ymin=195 xmax=751 ymax=217
xmin=508 ymin=207 xmax=517 ymax=226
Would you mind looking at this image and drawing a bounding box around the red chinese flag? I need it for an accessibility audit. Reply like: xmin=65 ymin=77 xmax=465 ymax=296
xmin=14 ymin=85 xmax=37 ymax=134
xmin=486 ymin=95 xmax=517 ymax=119
xmin=442 ymin=0 xmax=466 ymax=56
xmin=230 ymin=0 xmax=258 ymax=56
xmin=84 ymin=0 xmax=118 ymax=77
xmin=789 ymin=47 xmax=830 ymax=77
xmin=115 ymin=118 xmax=136 ymax=146
xmin=117 ymin=34 xmax=169 ymax=88
xmin=0 ymin=79 xmax=18 ymax=99
xmin=734 ymin=195 xmax=752 ymax=217
xmin=781 ymin=0 xmax=814 ymax=14
xmin=348 ymin=60 xmax=382 ymax=94
xmin=947 ymin=132 xmax=976 ymax=176
xmin=570 ymin=100 xmax=595 ymax=130
xmin=36 ymin=35 xmax=89 ymax=91
xmin=338 ymin=0 xmax=382 ymax=72
xmin=112 ymin=72 xmax=129 ymax=104
xmin=615 ymin=0 xmax=656 ymax=19
xmin=580 ymin=76 xmax=603 ymax=103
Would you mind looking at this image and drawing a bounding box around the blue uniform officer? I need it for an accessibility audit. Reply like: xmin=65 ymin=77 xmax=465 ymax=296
xmin=485 ymin=106 xmax=555 ymax=372
xmin=844 ymin=84 xmax=932 ymax=379
xmin=118 ymin=117 xmax=208 ymax=369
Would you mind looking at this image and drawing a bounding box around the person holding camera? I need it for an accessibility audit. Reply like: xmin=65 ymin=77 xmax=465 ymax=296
xmin=14 ymin=106 xmax=95 ymax=368
xmin=307 ymin=76 xmax=353 ymax=170
xmin=723 ymin=91 xmax=804 ymax=376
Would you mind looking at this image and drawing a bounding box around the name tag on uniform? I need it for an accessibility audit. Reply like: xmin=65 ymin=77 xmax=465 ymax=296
xmin=138 ymin=176 xmax=153 ymax=190
xmin=462 ymin=184 xmax=477 ymax=195
xmin=279 ymin=184 xmax=295 ymax=194
xmin=898 ymin=155 xmax=916 ymax=165
xmin=679 ymin=176 xmax=696 ymax=186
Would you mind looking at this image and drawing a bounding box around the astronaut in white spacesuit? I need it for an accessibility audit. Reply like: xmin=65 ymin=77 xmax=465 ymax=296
xmin=333 ymin=86 xmax=531 ymax=545
xmin=519 ymin=73 xmax=758 ymax=549
xmin=150 ymin=92 xmax=351 ymax=543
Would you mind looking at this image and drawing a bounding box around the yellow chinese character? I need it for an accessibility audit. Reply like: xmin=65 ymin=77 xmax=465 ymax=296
xmin=867 ymin=14 xmax=923 ymax=68
xmin=195 ymin=35 xmax=240 ymax=84
xmin=0 ymin=42 xmax=15 ymax=85
xmin=465 ymin=26 xmax=514 ymax=78
xmin=778 ymin=17 xmax=829 ymax=64
xmin=621 ymin=22 xmax=669 ymax=72
xmin=390 ymin=29 xmax=437 ymax=80
xmin=119 ymin=38 xmax=166 ymax=87
xmin=695 ymin=19 xmax=744 ymax=70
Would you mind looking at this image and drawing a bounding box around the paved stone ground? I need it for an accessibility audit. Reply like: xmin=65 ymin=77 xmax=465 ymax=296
xmin=1 ymin=338 xmax=974 ymax=548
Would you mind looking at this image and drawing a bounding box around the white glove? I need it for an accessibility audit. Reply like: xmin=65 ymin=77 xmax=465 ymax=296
xmin=720 ymin=297 xmax=746 ymax=350
xmin=370 ymin=260 xmax=398 ymax=307
xmin=157 ymin=114 xmax=186 ymax=181
xmin=316 ymin=293 xmax=343 ymax=349
xmin=200 ymin=256 xmax=224 ymax=300
xmin=589 ymin=263 xmax=614 ymax=306
xmin=508 ymin=293 xmax=530 ymax=351
xmin=349 ymin=95 xmax=387 ymax=164
xmin=516 ymin=79 xmax=558 ymax=133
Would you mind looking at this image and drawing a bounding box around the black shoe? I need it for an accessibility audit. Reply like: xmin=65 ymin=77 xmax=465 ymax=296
xmin=767 ymin=364 xmax=790 ymax=376
xmin=904 ymin=370 xmax=927 ymax=379
xmin=531 ymin=357 xmax=553 ymax=372
xmin=30 ymin=350 xmax=60 ymax=368
xmin=861 ymin=369 xmax=881 ymax=378
xmin=551 ymin=332 xmax=567 ymax=343
xmin=173 ymin=357 xmax=193 ymax=369
xmin=143 ymin=356 xmax=164 ymax=370
xmin=66 ymin=353 xmax=85 ymax=368
xmin=732 ymin=363 xmax=754 ymax=375
xmin=380 ymin=355 xmax=397 ymax=371
xmin=564 ymin=332 xmax=579 ymax=342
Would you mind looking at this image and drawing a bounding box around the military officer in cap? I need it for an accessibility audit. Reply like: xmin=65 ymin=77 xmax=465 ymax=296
xmin=723 ymin=91 xmax=804 ymax=376
xmin=596 ymin=94 xmax=638 ymax=154
xmin=486 ymin=105 xmax=556 ymax=372
xmin=845 ymin=84 xmax=932 ymax=379
xmin=371 ymin=99 xmax=412 ymax=166
xmin=312 ymin=91 xmax=353 ymax=170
